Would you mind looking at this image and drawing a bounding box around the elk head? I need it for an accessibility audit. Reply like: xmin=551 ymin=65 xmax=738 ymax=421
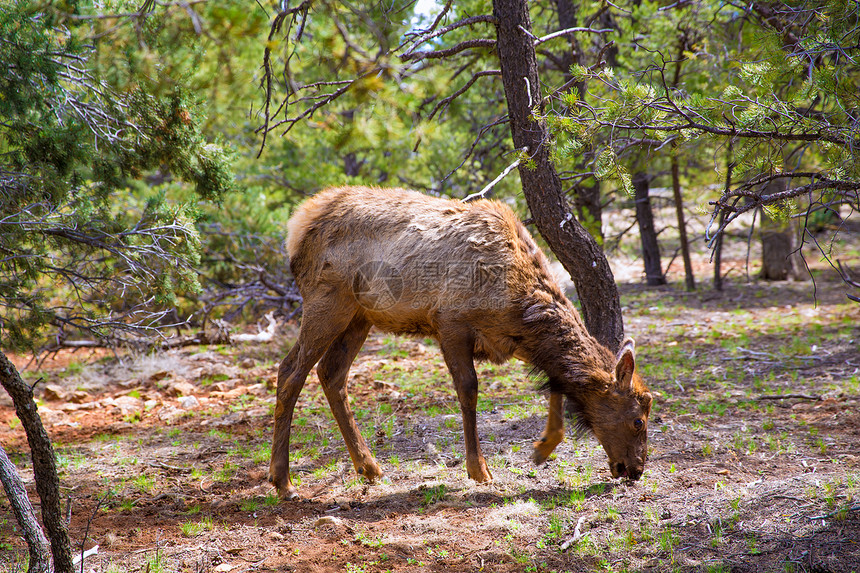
xmin=567 ymin=339 xmax=652 ymax=480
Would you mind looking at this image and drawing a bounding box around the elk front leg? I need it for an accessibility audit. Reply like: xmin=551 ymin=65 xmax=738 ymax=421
xmin=533 ymin=392 xmax=564 ymax=464
xmin=316 ymin=315 xmax=383 ymax=482
xmin=440 ymin=332 xmax=492 ymax=483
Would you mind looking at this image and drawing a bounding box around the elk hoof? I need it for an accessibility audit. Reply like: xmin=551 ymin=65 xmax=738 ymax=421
xmin=467 ymin=461 xmax=493 ymax=483
xmin=356 ymin=461 xmax=384 ymax=483
xmin=532 ymin=431 xmax=563 ymax=465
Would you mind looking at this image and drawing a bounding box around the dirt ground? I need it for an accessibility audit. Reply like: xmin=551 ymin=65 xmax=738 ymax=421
xmin=2 ymin=231 xmax=859 ymax=572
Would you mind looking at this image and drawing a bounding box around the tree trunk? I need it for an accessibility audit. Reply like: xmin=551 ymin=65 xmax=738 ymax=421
xmin=632 ymin=171 xmax=666 ymax=286
xmin=0 ymin=352 xmax=74 ymax=573
xmin=669 ymin=38 xmax=695 ymax=292
xmin=760 ymin=228 xmax=794 ymax=280
xmin=714 ymin=142 xmax=734 ymax=291
xmin=713 ymin=210 xmax=726 ymax=291
xmin=492 ymin=0 xmax=623 ymax=351
xmin=759 ymin=179 xmax=794 ymax=280
xmin=0 ymin=444 xmax=53 ymax=573
xmin=671 ymin=152 xmax=696 ymax=291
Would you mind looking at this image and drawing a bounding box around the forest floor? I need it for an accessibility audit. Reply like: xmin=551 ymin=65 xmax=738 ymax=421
xmin=2 ymin=226 xmax=860 ymax=573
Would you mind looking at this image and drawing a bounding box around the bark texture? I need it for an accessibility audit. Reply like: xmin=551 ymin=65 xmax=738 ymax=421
xmin=0 ymin=444 xmax=53 ymax=573
xmin=632 ymin=171 xmax=666 ymax=286
xmin=0 ymin=351 xmax=74 ymax=573
xmin=492 ymin=0 xmax=623 ymax=350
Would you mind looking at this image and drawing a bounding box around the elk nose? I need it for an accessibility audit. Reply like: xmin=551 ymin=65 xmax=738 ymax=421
xmin=627 ymin=467 xmax=643 ymax=480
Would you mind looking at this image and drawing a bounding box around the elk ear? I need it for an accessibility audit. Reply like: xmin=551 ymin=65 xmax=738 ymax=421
xmin=615 ymin=338 xmax=636 ymax=389
xmin=641 ymin=392 xmax=653 ymax=411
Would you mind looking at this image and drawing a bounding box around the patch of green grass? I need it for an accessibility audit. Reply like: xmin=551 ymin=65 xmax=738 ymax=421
xmin=180 ymin=520 xmax=202 ymax=537
xmin=215 ymin=462 xmax=238 ymax=482
xmin=313 ymin=458 xmax=340 ymax=479
xmin=239 ymin=497 xmax=261 ymax=512
xmin=132 ymin=474 xmax=155 ymax=493
xmin=421 ymin=483 xmax=448 ymax=506
xmin=199 ymin=373 xmax=231 ymax=386
xmin=252 ymin=443 xmax=271 ymax=464
xmin=143 ymin=549 xmax=166 ymax=573
xmin=354 ymin=529 xmax=385 ymax=548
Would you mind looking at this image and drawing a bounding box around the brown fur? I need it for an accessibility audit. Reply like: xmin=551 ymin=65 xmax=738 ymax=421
xmin=270 ymin=186 xmax=652 ymax=499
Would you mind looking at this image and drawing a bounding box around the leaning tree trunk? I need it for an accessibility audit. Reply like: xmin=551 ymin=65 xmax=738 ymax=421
xmin=0 ymin=444 xmax=53 ymax=573
xmin=493 ymin=0 xmax=623 ymax=351
xmin=632 ymin=171 xmax=666 ymax=286
xmin=0 ymin=351 xmax=74 ymax=573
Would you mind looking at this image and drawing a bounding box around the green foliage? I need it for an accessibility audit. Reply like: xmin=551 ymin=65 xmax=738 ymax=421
xmin=0 ymin=1 xmax=233 ymax=350
xmin=542 ymin=0 xmax=859 ymax=244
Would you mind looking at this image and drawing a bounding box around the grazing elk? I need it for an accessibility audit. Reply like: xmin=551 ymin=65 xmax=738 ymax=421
xmin=270 ymin=186 xmax=652 ymax=499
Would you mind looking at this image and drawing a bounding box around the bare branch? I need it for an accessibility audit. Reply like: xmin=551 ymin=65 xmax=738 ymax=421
xmin=428 ymin=70 xmax=501 ymax=119
xmin=402 ymin=14 xmax=496 ymax=57
xmin=532 ymin=26 xmax=613 ymax=46
xmin=463 ymin=155 xmax=523 ymax=202
xmin=400 ymin=38 xmax=497 ymax=63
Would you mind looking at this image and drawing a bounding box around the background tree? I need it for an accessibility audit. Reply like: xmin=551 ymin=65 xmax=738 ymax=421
xmin=545 ymin=0 xmax=860 ymax=296
xmin=1 ymin=2 xmax=233 ymax=569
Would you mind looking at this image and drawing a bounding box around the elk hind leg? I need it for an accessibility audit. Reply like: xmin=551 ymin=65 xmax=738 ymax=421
xmin=316 ymin=314 xmax=383 ymax=481
xmin=270 ymin=303 xmax=356 ymax=499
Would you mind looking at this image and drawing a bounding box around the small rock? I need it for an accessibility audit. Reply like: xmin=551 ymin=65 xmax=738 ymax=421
xmin=335 ymin=497 xmax=351 ymax=511
xmin=113 ymin=396 xmax=144 ymax=416
xmin=166 ymin=380 xmax=196 ymax=397
xmin=239 ymin=358 xmax=256 ymax=369
xmin=42 ymin=384 xmax=67 ymax=401
xmin=35 ymin=407 xmax=64 ymax=424
xmin=177 ymin=395 xmax=200 ymax=409
xmin=146 ymin=371 xmax=171 ymax=383
xmin=247 ymin=383 xmax=268 ymax=396
xmin=314 ymin=516 xmax=342 ymax=527
xmin=197 ymin=363 xmax=239 ymax=380
xmin=68 ymin=390 xmax=90 ymax=403
xmin=158 ymin=405 xmax=183 ymax=422
xmin=213 ymin=564 xmax=233 ymax=573
xmin=211 ymin=380 xmax=239 ymax=392
xmin=211 ymin=386 xmax=247 ymax=400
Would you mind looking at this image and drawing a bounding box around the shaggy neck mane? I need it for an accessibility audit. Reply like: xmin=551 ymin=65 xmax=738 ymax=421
xmin=520 ymin=294 xmax=617 ymax=433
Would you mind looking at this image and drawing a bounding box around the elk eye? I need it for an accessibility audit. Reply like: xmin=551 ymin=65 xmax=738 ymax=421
xmin=634 ymin=418 xmax=644 ymax=431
